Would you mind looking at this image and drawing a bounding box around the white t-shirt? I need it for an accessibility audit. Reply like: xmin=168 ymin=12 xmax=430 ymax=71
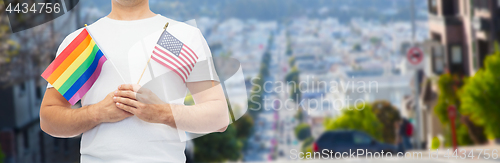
xmin=47 ymin=15 xmax=219 ymax=162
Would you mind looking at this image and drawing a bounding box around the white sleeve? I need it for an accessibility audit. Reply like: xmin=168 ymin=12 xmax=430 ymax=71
xmin=185 ymin=29 xmax=219 ymax=83
xmin=46 ymin=28 xmax=84 ymax=88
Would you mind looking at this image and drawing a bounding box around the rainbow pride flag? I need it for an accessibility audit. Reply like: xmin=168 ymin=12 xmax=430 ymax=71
xmin=41 ymin=28 xmax=107 ymax=105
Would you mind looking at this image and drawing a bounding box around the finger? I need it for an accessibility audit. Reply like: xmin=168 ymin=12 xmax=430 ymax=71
xmin=116 ymin=102 xmax=137 ymax=114
xmin=114 ymin=90 xmax=136 ymax=100
xmin=114 ymin=96 xmax=140 ymax=108
xmin=118 ymin=84 xmax=134 ymax=91
xmin=131 ymin=84 xmax=141 ymax=92
xmin=118 ymin=84 xmax=141 ymax=92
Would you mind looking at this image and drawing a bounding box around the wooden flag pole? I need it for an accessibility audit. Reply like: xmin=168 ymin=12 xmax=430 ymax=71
xmin=137 ymin=22 xmax=169 ymax=85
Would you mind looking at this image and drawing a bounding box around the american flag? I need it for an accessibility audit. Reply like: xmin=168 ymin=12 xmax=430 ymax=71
xmin=152 ymin=30 xmax=198 ymax=82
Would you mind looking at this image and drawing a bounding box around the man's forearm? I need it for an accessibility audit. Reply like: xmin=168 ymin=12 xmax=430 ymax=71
xmin=166 ymin=99 xmax=229 ymax=134
xmin=40 ymin=104 xmax=100 ymax=138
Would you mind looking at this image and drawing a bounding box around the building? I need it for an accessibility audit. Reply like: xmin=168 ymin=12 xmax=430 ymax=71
xmin=427 ymin=0 xmax=500 ymax=76
xmin=0 ymin=5 xmax=88 ymax=162
xmin=0 ymin=80 xmax=80 ymax=163
xmin=420 ymin=0 xmax=500 ymax=148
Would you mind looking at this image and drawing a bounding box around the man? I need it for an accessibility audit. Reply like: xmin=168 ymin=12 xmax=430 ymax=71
xmin=40 ymin=0 xmax=229 ymax=162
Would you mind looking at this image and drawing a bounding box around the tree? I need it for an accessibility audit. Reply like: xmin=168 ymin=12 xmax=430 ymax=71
xmin=0 ymin=0 xmax=20 ymax=85
xmin=434 ymin=74 xmax=459 ymax=124
xmin=0 ymin=144 xmax=4 ymax=163
xmin=324 ymin=103 xmax=384 ymax=141
xmin=288 ymin=56 xmax=296 ymax=67
xmin=352 ymin=43 xmax=362 ymax=52
xmin=286 ymin=66 xmax=301 ymax=102
xmin=247 ymin=36 xmax=273 ymax=115
xmin=286 ymin=35 xmax=293 ymax=56
xmin=294 ymin=109 xmax=304 ymax=123
xmin=459 ymin=44 xmax=500 ymax=139
xmin=248 ymin=74 xmax=265 ymax=115
xmin=371 ymin=100 xmax=401 ymax=144
xmin=285 ymin=66 xmax=299 ymax=83
xmin=294 ymin=123 xmax=311 ymax=141
xmin=193 ymin=125 xmax=243 ymax=162
xmin=259 ymin=63 xmax=270 ymax=77
xmin=186 ymin=94 xmax=252 ymax=162
xmin=301 ymin=137 xmax=314 ymax=152
xmin=0 ymin=0 xmax=61 ymax=87
xmin=233 ymin=114 xmax=254 ymax=139
xmin=370 ymin=37 xmax=381 ymax=45
xmin=434 ymin=74 xmax=485 ymax=145
xmin=184 ymin=94 xmax=194 ymax=105
xmin=295 ymin=122 xmax=314 ymax=153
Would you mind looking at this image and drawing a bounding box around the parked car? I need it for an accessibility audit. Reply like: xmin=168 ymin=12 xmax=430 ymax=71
xmin=313 ymin=130 xmax=397 ymax=155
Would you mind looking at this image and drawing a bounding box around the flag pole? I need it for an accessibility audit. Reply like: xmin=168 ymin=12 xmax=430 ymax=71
xmin=137 ymin=22 xmax=169 ymax=85
xmin=84 ymin=24 xmax=127 ymax=84
xmin=136 ymin=56 xmax=151 ymax=85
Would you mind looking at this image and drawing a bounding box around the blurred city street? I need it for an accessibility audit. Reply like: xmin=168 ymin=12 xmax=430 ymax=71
xmin=2 ymin=0 xmax=500 ymax=162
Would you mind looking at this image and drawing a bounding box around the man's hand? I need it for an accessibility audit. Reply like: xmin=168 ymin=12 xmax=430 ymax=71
xmin=92 ymin=91 xmax=134 ymax=123
xmin=40 ymin=88 xmax=132 ymax=138
xmin=113 ymin=84 xmax=175 ymax=126
xmin=113 ymin=81 xmax=229 ymax=134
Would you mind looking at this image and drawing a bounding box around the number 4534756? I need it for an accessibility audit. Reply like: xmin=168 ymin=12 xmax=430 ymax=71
xmin=5 ymin=3 xmax=61 ymax=14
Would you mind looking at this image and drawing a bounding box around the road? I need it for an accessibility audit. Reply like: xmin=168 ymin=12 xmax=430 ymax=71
xmin=243 ymin=28 xmax=301 ymax=162
xmin=243 ymin=29 xmax=282 ymax=161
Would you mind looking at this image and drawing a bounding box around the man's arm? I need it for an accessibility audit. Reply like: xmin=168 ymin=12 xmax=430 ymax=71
xmin=173 ymin=81 xmax=229 ymax=133
xmin=40 ymin=88 xmax=132 ymax=138
xmin=114 ymin=81 xmax=230 ymax=134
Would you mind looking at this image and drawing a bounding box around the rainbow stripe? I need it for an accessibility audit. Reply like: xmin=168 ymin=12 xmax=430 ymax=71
xmin=41 ymin=28 xmax=107 ymax=105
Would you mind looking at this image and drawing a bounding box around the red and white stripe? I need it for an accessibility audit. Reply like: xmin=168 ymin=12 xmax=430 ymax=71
xmin=151 ymin=44 xmax=199 ymax=82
